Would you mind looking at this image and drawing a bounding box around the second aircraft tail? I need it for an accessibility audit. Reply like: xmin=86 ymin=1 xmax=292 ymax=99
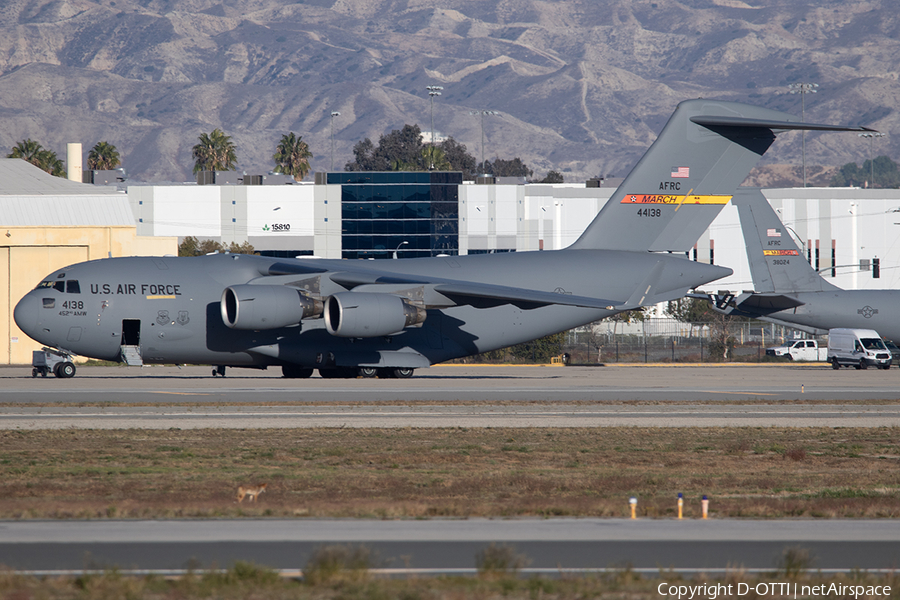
xmin=732 ymin=188 xmax=837 ymax=293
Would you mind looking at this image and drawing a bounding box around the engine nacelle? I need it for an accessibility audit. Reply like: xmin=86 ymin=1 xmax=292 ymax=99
xmin=221 ymin=285 xmax=322 ymax=330
xmin=324 ymin=292 xmax=426 ymax=338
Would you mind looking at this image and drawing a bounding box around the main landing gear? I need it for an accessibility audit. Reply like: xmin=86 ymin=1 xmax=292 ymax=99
xmin=314 ymin=367 xmax=416 ymax=379
xmin=212 ymin=365 xmax=226 ymax=377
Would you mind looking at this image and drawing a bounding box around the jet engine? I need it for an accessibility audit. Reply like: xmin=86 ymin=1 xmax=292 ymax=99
xmin=324 ymin=292 xmax=426 ymax=338
xmin=221 ymin=285 xmax=323 ymax=330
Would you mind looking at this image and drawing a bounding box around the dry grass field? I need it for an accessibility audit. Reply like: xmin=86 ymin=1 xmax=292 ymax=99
xmin=2 ymin=427 xmax=899 ymax=519
xmin=2 ymin=564 xmax=899 ymax=600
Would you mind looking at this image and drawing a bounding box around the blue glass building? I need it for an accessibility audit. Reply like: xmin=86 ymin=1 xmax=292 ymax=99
xmin=327 ymin=171 xmax=462 ymax=259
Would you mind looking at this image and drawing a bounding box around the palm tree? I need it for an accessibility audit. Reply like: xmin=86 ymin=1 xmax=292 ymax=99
xmin=192 ymin=128 xmax=237 ymax=174
xmin=87 ymin=141 xmax=121 ymax=171
xmin=7 ymin=139 xmax=44 ymax=163
xmin=272 ymin=132 xmax=313 ymax=181
xmin=7 ymin=139 xmax=65 ymax=177
xmin=391 ymin=145 xmax=452 ymax=171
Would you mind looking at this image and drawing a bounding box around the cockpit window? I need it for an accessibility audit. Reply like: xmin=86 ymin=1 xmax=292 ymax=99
xmin=36 ymin=280 xmax=80 ymax=293
xmin=37 ymin=281 xmax=65 ymax=292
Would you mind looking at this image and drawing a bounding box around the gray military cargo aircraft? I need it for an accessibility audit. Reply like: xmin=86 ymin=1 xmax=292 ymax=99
xmin=14 ymin=99 xmax=871 ymax=378
xmin=702 ymin=188 xmax=900 ymax=342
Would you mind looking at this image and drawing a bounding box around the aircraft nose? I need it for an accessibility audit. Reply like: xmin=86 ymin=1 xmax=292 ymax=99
xmin=13 ymin=292 xmax=40 ymax=338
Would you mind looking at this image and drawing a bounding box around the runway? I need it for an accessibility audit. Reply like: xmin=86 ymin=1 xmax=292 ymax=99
xmin=3 ymin=364 xmax=900 ymax=428
xmin=3 ymin=364 xmax=900 ymax=405
xmin=2 ymin=519 xmax=899 ymax=575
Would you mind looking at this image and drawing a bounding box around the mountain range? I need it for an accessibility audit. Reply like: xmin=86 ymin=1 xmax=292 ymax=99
xmin=1 ymin=0 xmax=897 ymax=186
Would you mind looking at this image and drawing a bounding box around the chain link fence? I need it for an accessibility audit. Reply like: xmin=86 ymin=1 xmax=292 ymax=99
xmin=561 ymin=319 xmax=825 ymax=364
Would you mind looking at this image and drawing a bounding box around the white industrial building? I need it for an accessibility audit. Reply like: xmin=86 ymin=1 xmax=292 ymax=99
xmin=128 ymin=178 xmax=900 ymax=295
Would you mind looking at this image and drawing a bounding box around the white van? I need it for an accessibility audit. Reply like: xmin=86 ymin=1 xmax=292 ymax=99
xmin=827 ymin=328 xmax=892 ymax=370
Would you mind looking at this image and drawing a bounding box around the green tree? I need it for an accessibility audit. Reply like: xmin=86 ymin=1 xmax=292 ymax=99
xmin=508 ymin=332 xmax=566 ymax=363
xmin=392 ymin=145 xmax=452 ymax=172
xmin=272 ymin=132 xmax=313 ymax=181
xmin=484 ymin=157 xmax=533 ymax=178
xmin=830 ymin=156 xmax=900 ymax=188
xmin=192 ymin=128 xmax=237 ymax=174
xmin=7 ymin=139 xmax=65 ymax=177
xmin=87 ymin=141 xmax=121 ymax=171
xmin=345 ymin=138 xmax=383 ymax=171
xmin=538 ymin=170 xmax=564 ymax=183
xmin=345 ymin=125 xmax=424 ymax=172
xmin=8 ymin=139 xmax=44 ymax=163
xmin=345 ymin=128 xmax=479 ymax=176
xmin=439 ymin=137 xmax=478 ymax=179
xmin=178 ymin=236 xmax=256 ymax=257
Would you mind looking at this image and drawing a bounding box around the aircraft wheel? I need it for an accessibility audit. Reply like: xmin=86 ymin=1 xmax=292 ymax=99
xmin=832 ymin=358 xmax=840 ymax=370
xmin=392 ymin=367 xmax=415 ymax=379
xmin=359 ymin=367 xmax=379 ymax=378
xmin=282 ymin=365 xmax=313 ymax=379
xmin=32 ymin=368 xmax=38 ymax=378
xmin=318 ymin=368 xmax=340 ymax=379
xmin=56 ymin=362 xmax=76 ymax=379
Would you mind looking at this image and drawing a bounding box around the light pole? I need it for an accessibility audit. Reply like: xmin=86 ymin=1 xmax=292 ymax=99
xmin=469 ymin=110 xmax=500 ymax=176
xmin=788 ymin=82 xmax=818 ymax=187
xmin=427 ymin=86 xmax=443 ymax=150
xmin=393 ymin=240 xmax=409 ymax=259
xmin=858 ymin=132 xmax=886 ymax=187
xmin=330 ymin=111 xmax=340 ymax=171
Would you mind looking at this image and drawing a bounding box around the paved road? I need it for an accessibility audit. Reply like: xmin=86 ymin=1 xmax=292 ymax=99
xmin=2 ymin=364 xmax=900 ymax=404
xmin=3 ymin=364 xmax=900 ymax=428
xmin=2 ymin=519 xmax=898 ymax=574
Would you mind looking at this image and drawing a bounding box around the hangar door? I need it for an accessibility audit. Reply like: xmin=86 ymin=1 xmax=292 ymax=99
xmin=4 ymin=246 xmax=89 ymax=365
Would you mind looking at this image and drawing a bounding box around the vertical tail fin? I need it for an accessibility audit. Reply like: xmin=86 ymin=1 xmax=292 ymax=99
xmin=732 ymin=188 xmax=837 ymax=293
xmin=570 ymin=99 xmax=874 ymax=252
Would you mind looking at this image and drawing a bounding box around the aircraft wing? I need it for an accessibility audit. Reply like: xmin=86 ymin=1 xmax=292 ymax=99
xmin=332 ymin=271 xmax=619 ymax=310
xmin=263 ymin=259 xmax=620 ymax=310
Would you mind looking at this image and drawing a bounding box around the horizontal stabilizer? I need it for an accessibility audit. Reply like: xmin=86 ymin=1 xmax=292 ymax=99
xmin=691 ymin=115 xmax=876 ymax=133
xmin=692 ymin=291 xmax=805 ymax=318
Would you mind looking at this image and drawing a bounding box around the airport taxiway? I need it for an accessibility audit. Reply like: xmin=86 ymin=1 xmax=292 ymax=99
xmin=2 ymin=364 xmax=900 ymax=428
xmin=2 ymin=518 xmax=899 ymax=574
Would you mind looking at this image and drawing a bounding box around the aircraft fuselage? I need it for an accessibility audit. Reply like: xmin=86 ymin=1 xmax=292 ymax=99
xmin=14 ymin=251 xmax=728 ymax=373
xmin=760 ymin=290 xmax=900 ymax=342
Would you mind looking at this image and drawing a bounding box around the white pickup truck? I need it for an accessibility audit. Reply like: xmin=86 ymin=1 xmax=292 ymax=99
xmin=766 ymin=339 xmax=828 ymax=361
